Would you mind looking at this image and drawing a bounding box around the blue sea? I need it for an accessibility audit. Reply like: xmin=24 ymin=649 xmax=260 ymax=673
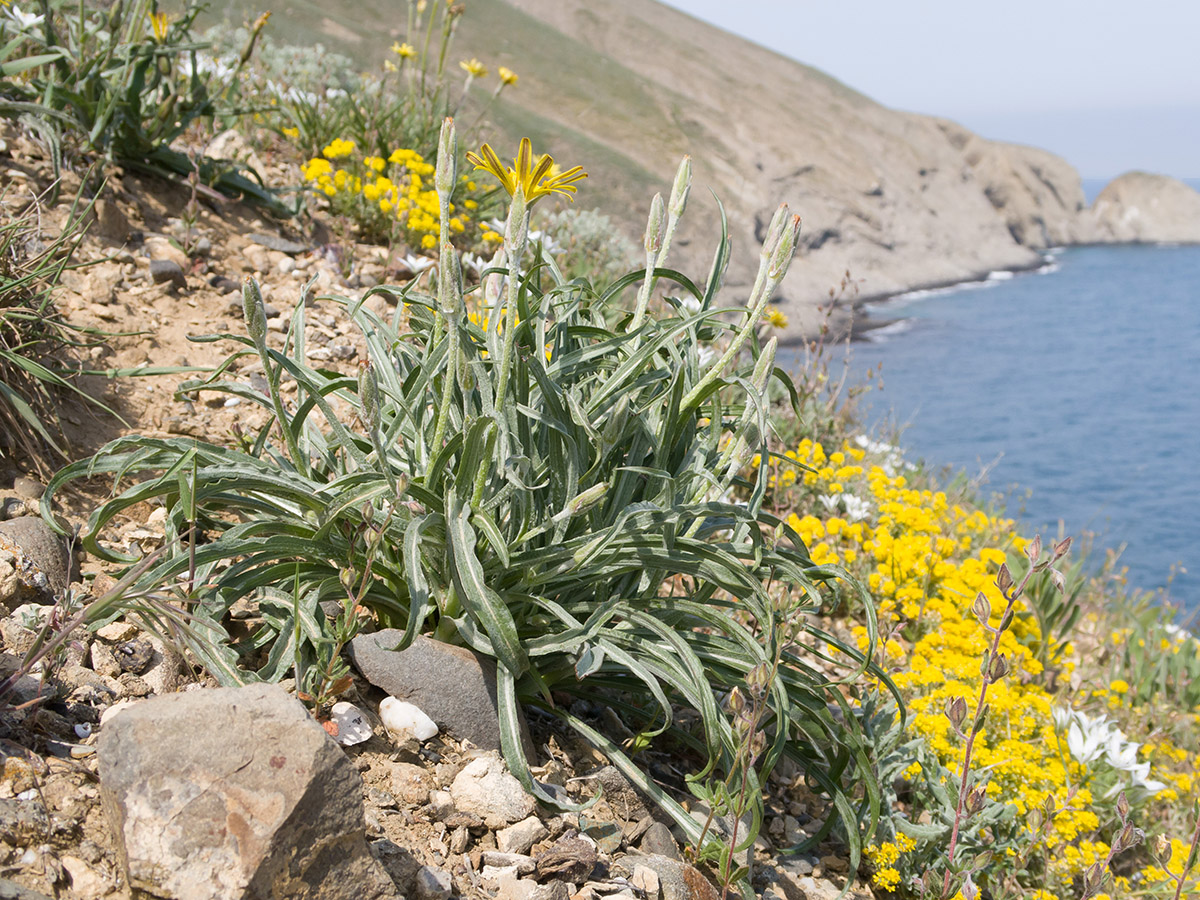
xmin=804 ymin=192 xmax=1200 ymax=615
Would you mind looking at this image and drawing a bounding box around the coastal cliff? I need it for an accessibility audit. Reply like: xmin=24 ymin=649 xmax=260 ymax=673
xmin=217 ymin=0 xmax=1197 ymax=338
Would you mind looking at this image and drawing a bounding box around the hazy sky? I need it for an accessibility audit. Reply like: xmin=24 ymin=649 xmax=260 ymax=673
xmin=659 ymin=1 xmax=1200 ymax=179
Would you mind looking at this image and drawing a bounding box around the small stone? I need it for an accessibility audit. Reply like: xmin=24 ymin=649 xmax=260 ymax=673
xmin=414 ymin=865 xmax=453 ymax=900
xmin=390 ymin=762 xmax=435 ymax=806
xmin=278 ymin=257 xmax=296 ymax=274
xmin=248 ymin=232 xmax=308 ymax=255
xmin=329 ymin=700 xmax=373 ymax=746
xmin=12 ymin=477 xmax=43 ymax=500
xmin=535 ymin=834 xmax=597 ymax=883
xmin=450 ymin=755 xmax=536 ymax=828
xmin=427 ymin=790 xmax=455 ymax=820
xmin=496 ymin=873 xmax=537 ymax=900
xmin=639 ymin=822 xmax=681 ymax=861
xmin=0 ymin=497 xmax=25 ymax=520
xmin=497 ymin=815 xmax=549 ymax=855
xmin=631 ymin=865 xmax=661 ymax=900
xmin=380 ymin=696 xmax=438 ymax=741
xmin=819 ymin=855 xmax=849 ymax=874
xmin=530 ymin=883 xmax=571 ymax=900
xmin=96 ymin=622 xmax=139 ymax=642
xmin=59 ymin=855 xmax=108 ymax=899
xmin=481 ymin=851 xmax=537 ymax=875
xmin=90 ymin=199 xmax=130 ymax=244
xmin=149 ymin=259 xmax=186 ymax=289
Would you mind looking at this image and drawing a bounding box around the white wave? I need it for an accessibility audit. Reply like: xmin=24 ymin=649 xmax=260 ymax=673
xmin=986 ymin=269 xmax=1015 ymax=281
xmin=1036 ymin=261 xmax=1061 ymax=275
xmin=863 ymin=319 xmax=913 ymax=342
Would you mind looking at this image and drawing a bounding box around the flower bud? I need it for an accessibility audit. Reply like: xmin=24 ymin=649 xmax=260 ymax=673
xmin=358 ymin=361 xmax=380 ymax=429
xmin=644 ymin=192 xmax=666 ymax=255
xmin=989 ymin=653 xmax=1010 ymax=681
xmin=436 ymin=117 xmax=457 ymax=195
xmin=751 ymin=338 xmax=777 ymax=395
xmin=242 ymin=276 xmax=267 ymax=345
xmin=669 ymin=155 xmax=692 ymax=219
xmin=767 ymin=214 xmax=801 ymax=281
xmin=971 ymin=591 xmax=991 ymax=625
xmin=1025 ymin=534 xmax=1043 ymax=563
xmin=996 ymin=562 xmax=1013 ymax=594
xmin=760 ymin=204 xmax=789 ymax=260
xmin=567 ymin=482 xmax=609 ymax=517
xmin=440 ymin=243 xmax=463 ymax=316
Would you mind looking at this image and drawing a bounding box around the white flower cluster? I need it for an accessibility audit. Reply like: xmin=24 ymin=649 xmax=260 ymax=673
xmin=5 ymin=5 xmax=44 ymax=30
xmin=818 ymin=492 xmax=871 ymax=522
xmin=1054 ymin=707 xmax=1166 ymax=794
xmin=854 ymin=434 xmax=909 ymax=477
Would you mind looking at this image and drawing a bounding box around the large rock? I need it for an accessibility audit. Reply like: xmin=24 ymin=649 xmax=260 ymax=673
xmin=348 ymin=632 xmax=536 ymax=758
xmin=619 ymin=854 xmax=719 ymax=900
xmin=1089 ymin=172 xmax=1200 ymax=243
xmin=0 ymin=516 xmax=71 ymax=603
xmin=97 ymin=683 xmax=398 ymax=900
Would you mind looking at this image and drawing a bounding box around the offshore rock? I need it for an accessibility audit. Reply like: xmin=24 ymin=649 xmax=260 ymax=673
xmin=98 ymin=683 xmax=398 ymax=900
xmin=1089 ymin=172 xmax=1200 ymax=243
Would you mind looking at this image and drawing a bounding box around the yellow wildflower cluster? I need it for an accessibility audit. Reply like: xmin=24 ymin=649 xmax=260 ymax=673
xmin=766 ymin=435 xmax=1200 ymax=897
xmin=299 ymin=139 xmax=490 ymax=249
xmin=865 ymin=833 xmax=917 ymax=891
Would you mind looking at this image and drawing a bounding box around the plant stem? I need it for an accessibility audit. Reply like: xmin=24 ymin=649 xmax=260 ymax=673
xmin=1172 ymin=814 xmax=1200 ymax=900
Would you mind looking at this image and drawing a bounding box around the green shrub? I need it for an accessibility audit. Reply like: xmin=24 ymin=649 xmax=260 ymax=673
xmin=0 ymin=0 xmax=282 ymax=210
xmin=47 ymin=123 xmax=889 ymax=867
xmin=0 ymin=181 xmax=108 ymax=467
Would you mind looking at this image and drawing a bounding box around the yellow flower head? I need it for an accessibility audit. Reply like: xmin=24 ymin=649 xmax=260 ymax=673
xmin=282 ymin=126 xmax=300 ymax=140
xmin=149 ymin=11 xmax=170 ymax=42
xmin=392 ymin=41 xmax=416 ymax=59
xmin=465 ymin=138 xmax=587 ymax=207
xmin=384 ymin=59 xmax=398 ymax=73
xmin=766 ymin=308 xmax=789 ymax=329
xmin=498 ymin=66 xmax=518 ymax=86
xmin=459 ymin=58 xmax=488 ymax=79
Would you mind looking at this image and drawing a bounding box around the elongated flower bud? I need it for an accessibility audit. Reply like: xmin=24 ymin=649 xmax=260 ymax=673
xmin=440 ymin=242 xmax=463 ymax=316
xmin=644 ymin=192 xmax=666 ymax=255
xmin=669 ymin=156 xmax=692 ymax=219
xmin=751 ymin=337 xmax=776 ymax=395
xmin=767 ymin=214 xmax=801 ymax=280
xmin=436 ymin=117 xmax=457 ymax=196
xmin=358 ymin=361 xmax=380 ymax=429
xmin=760 ymin=203 xmax=790 ymax=261
xmin=242 ymin=276 xmax=267 ymax=346
xmin=560 ymin=482 xmax=609 ymax=520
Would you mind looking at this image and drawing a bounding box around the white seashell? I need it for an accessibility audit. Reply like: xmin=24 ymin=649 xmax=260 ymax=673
xmin=328 ymin=701 xmax=373 ymax=746
xmin=379 ymin=696 xmax=438 ymax=742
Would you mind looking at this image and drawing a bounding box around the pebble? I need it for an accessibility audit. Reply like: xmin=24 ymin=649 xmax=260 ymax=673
xmin=12 ymin=477 xmax=43 ymax=500
xmin=379 ymin=697 xmax=439 ymax=741
xmin=149 ymin=259 xmax=186 ymax=290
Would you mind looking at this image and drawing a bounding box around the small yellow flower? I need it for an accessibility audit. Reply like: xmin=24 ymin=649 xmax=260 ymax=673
xmin=149 ymin=11 xmax=170 ymax=42
xmin=322 ymin=138 xmax=356 ymax=160
xmin=384 ymin=59 xmax=398 ymax=73
xmin=498 ymin=66 xmax=518 ymax=86
xmin=282 ymin=127 xmax=300 ymax=139
xmin=766 ymin=308 xmax=788 ymax=329
xmin=465 ymin=138 xmax=587 ymax=207
xmin=459 ymin=58 xmax=488 ymax=79
xmin=392 ymin=41 xmax=416 ymax=59
xmin=1109 ymin=679 xmax=1129 ymax=694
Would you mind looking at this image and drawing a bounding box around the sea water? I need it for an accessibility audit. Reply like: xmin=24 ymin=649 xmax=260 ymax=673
xmin=804 ymin=241 xmax=1200 ymax=614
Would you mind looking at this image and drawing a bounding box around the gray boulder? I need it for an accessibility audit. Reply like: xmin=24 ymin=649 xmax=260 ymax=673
xmin=348 ymin=632 xmax=536 ymax=758
xmin=98 ymin=683 xmax=398 ymax=900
